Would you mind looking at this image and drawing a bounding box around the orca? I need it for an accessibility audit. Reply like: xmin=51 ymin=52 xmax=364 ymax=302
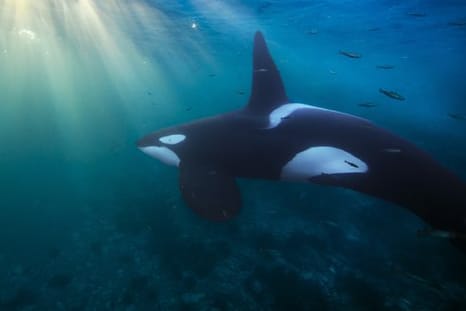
xmin=137 ymin=31 xmax=466 ymax=252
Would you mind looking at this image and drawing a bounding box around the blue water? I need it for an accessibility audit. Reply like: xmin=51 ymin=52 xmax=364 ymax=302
xmin=0 ymin=0 xmax=465 ymax=310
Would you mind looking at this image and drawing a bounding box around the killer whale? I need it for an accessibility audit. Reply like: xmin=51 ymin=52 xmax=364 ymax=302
xmin=137 ymin=31 xmax=466 ymax=252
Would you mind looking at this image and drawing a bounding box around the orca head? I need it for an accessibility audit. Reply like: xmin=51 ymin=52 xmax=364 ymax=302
xmin=136 ymin=31 xmax=286 ymax=170
xmin=137 ymin=127 xmax=187 ymax=167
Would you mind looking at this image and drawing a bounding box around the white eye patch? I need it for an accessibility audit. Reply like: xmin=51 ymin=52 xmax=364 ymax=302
xmin=159 ymin=134 xmax=186 ymax=145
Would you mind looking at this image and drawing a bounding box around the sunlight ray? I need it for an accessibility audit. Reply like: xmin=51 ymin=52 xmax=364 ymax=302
xmin=0 ymin=0 xmax=186 ymax=160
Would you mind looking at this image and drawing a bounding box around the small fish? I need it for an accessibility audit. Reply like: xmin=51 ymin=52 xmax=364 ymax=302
xmin=255 ymin=68 xmax=269 ymax=72
xmin=448 ymin=113 xmax=466 ymax=120
xmin=358 ymin=102 xmax=377 ymax=108
xmin=339 ymin=50 xmax=362 ymax=59
xmin=400 ymin=39 xmax=416 ymax=45
xmin=368 ymin=27 xmax=381 ymax=32
xmin=147 ymin=91 xmax=153 ymax=96
xmin=448 ymin=20 xmax=466 ymax=26
xmin=306 ymin=29 xmax=319 ymax=35
xmin=383 ymin=148 xmax=402 ymax=153
xmin=407 ymin=12 xmax=426 ymax=17
xmin=329 ymin=69 xmax=337 ymax=75
xmin=321 ymin=220 xmax=339 ymax=228
xmin=185 ymin=106 xmax=192 ymax=111
xmin=376 ymin=64 xmax=395 ymax=69
xmin=417 ymin=227 xmax=466 ymax=240
xmin=208 ymin=73 xmax=217 ymax=77
xmin=379 ymin=88 xmax=405 ymax=101
xmin=236 ymin=90 xmax=245 ymax=95
xmin=281 ymin=116 xmax=291 ymax=120
xmin=344 ymin=160 xmax=359 ymax=168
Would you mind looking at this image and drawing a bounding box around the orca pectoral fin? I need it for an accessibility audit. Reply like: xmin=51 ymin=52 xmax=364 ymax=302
xmin=179 ymin=164 xmax=242 ymax=221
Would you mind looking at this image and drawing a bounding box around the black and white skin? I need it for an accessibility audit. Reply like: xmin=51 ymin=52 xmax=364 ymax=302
xmin=138 ymin=31 xmax=466 ymax=252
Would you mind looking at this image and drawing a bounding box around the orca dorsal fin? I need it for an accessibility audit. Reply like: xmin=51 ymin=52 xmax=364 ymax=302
xmin=247 ymin=31 xmax=288 ymax=115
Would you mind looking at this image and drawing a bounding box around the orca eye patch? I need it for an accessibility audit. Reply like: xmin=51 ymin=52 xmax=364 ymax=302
xmin=159 ymin=134 xmax=186 ymax=145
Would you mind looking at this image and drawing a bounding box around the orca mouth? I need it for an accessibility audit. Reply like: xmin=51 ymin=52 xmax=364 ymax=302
xmin=136 ymin=134 xmax=158 ymax=148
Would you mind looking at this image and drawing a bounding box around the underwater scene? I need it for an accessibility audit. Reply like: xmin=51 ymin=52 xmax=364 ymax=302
xmin=1 ymin=0 xmax=466 ymax=310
